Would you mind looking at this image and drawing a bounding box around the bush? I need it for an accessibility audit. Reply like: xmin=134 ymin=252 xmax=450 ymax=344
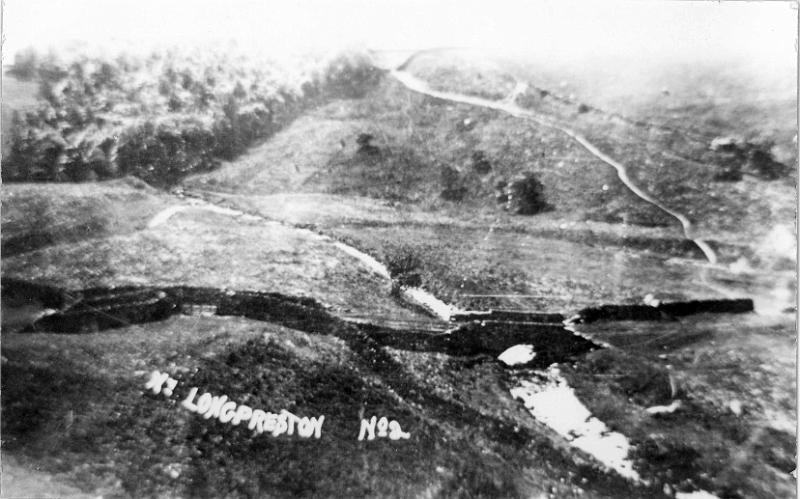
xmin=439 ymin=164 xmax=467 ymax=201
xmin=385 ymin=244 xmax=424 ymax=287
xmin=10 ymin=47 xmax=39 ymax=80
xmin=322 ymin=53 xmax=383 ymax=99
xmin=504 ymin=172 xmax=549 ymax=215
xmin=470 ymin=151 xmax=492 ymax=174
xmin=709 ymin=136 xmax=789 ymax=181
xmin=745 ymin=147 xmax=788 ymax=180
xmin=4 ymin=112 xmax=66 ymax=182
xmin=355 ymin=133 xmax=380 ymax=156
xmin=712 ymin=166 xmax=743 ymax=182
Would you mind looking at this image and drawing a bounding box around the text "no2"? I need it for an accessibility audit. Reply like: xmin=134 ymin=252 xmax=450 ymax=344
xmin=358 ymin=416 xmax=410 ymax=441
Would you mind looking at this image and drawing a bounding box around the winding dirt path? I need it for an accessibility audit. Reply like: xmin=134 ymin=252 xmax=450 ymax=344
xmin=387 ymin=68 xmax=719 ymax=265
xmin=146 ymin=199 xmax=461 ymax=321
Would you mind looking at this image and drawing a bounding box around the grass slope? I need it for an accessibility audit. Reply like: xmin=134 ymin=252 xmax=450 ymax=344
xmin=2 ymin=315 xmax=650 ymax=498
xmin=2 ymin=208 xmax=421 ymax=322
xmin=564 ymin=313 xmax=796 ymax=498
xmin=405 ymin=51 xmax=796 ymax=241
xmin=180 ymin=70 xmax=790 ymax=312
xmin=2 ymin=177 xmax=171 ymax=256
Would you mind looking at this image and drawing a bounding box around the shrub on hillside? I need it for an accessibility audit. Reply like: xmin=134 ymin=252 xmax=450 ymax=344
xmin=709 ymin=136 xmax=789 ymax=181
xmin=712 ymin=166 xmax=743 ymax=182
xmin=440 ymin=186 xmax=468 ymax=202
xmin=504 ymin=173 xmax=549 ymax=215
xmin=470 ymin=151 xmax=492 ymax=174
xmin=321 ymin=52 xmax=382 ymax=99
xmin=212 ymin=98 xmax=276 ymax=160
xmin=439 ymin=164 xmax=467 ymax=201
xmin=4 ymin=112 xmax=67 ymax=181
xmin=10 ymin=47 xmax=39 ymax=80
xmin=355 ymin=133 xmax=381 ymax=156
xmin=745 ymin=146 xmax=788 ymax=180
xmin=385 ymin=244 xmax=424 ymax=287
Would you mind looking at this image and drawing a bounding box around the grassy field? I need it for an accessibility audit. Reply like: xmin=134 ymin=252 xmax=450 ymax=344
xmin=2 ymin=177 xmax=171 ymax=256
xmin=1 ymin=189 xmax=421 ymax=324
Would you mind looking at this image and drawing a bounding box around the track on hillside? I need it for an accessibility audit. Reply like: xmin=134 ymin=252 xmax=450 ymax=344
xmin=386 ymin=52 xmax=719 ymax=266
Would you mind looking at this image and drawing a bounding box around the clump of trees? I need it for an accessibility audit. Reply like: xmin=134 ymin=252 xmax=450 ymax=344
xmin=9 ymin=47 xmax=41 ymax=80
xmin=439 ymin=164 xmax=467 ymax=201
xmin=503 ymin=173 xmax=549 ymax=215
xmin=322 ymin=52 xmax=383 ymax=99
xmin=4 ymin=47 xmax=383 ymax=187
xmin=437 ymin=149 xmax=549 ymax=214
xmin=355 ymin=133 xmax=381 ymax=156
xmin=385 ymin=244 xmax=424 ymax=288
xmin=470 ymin=151 xmax=492 ymax=174
xmin=709 ymin=136 xmax=789 ymax=181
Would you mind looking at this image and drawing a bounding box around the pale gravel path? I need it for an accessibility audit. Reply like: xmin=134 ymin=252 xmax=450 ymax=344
xmin=388 ymin=68 xmax=719 ymax=265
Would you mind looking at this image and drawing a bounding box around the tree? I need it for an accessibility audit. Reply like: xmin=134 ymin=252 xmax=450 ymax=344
xmin=10 ymin=47 xmax=39 ymax=80
xmin=505 ymin=173 xmax=549 ymax=215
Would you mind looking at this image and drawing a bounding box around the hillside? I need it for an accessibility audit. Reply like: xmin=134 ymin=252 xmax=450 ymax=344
xmin=1 ymin=47 xmax=795 ymax=499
